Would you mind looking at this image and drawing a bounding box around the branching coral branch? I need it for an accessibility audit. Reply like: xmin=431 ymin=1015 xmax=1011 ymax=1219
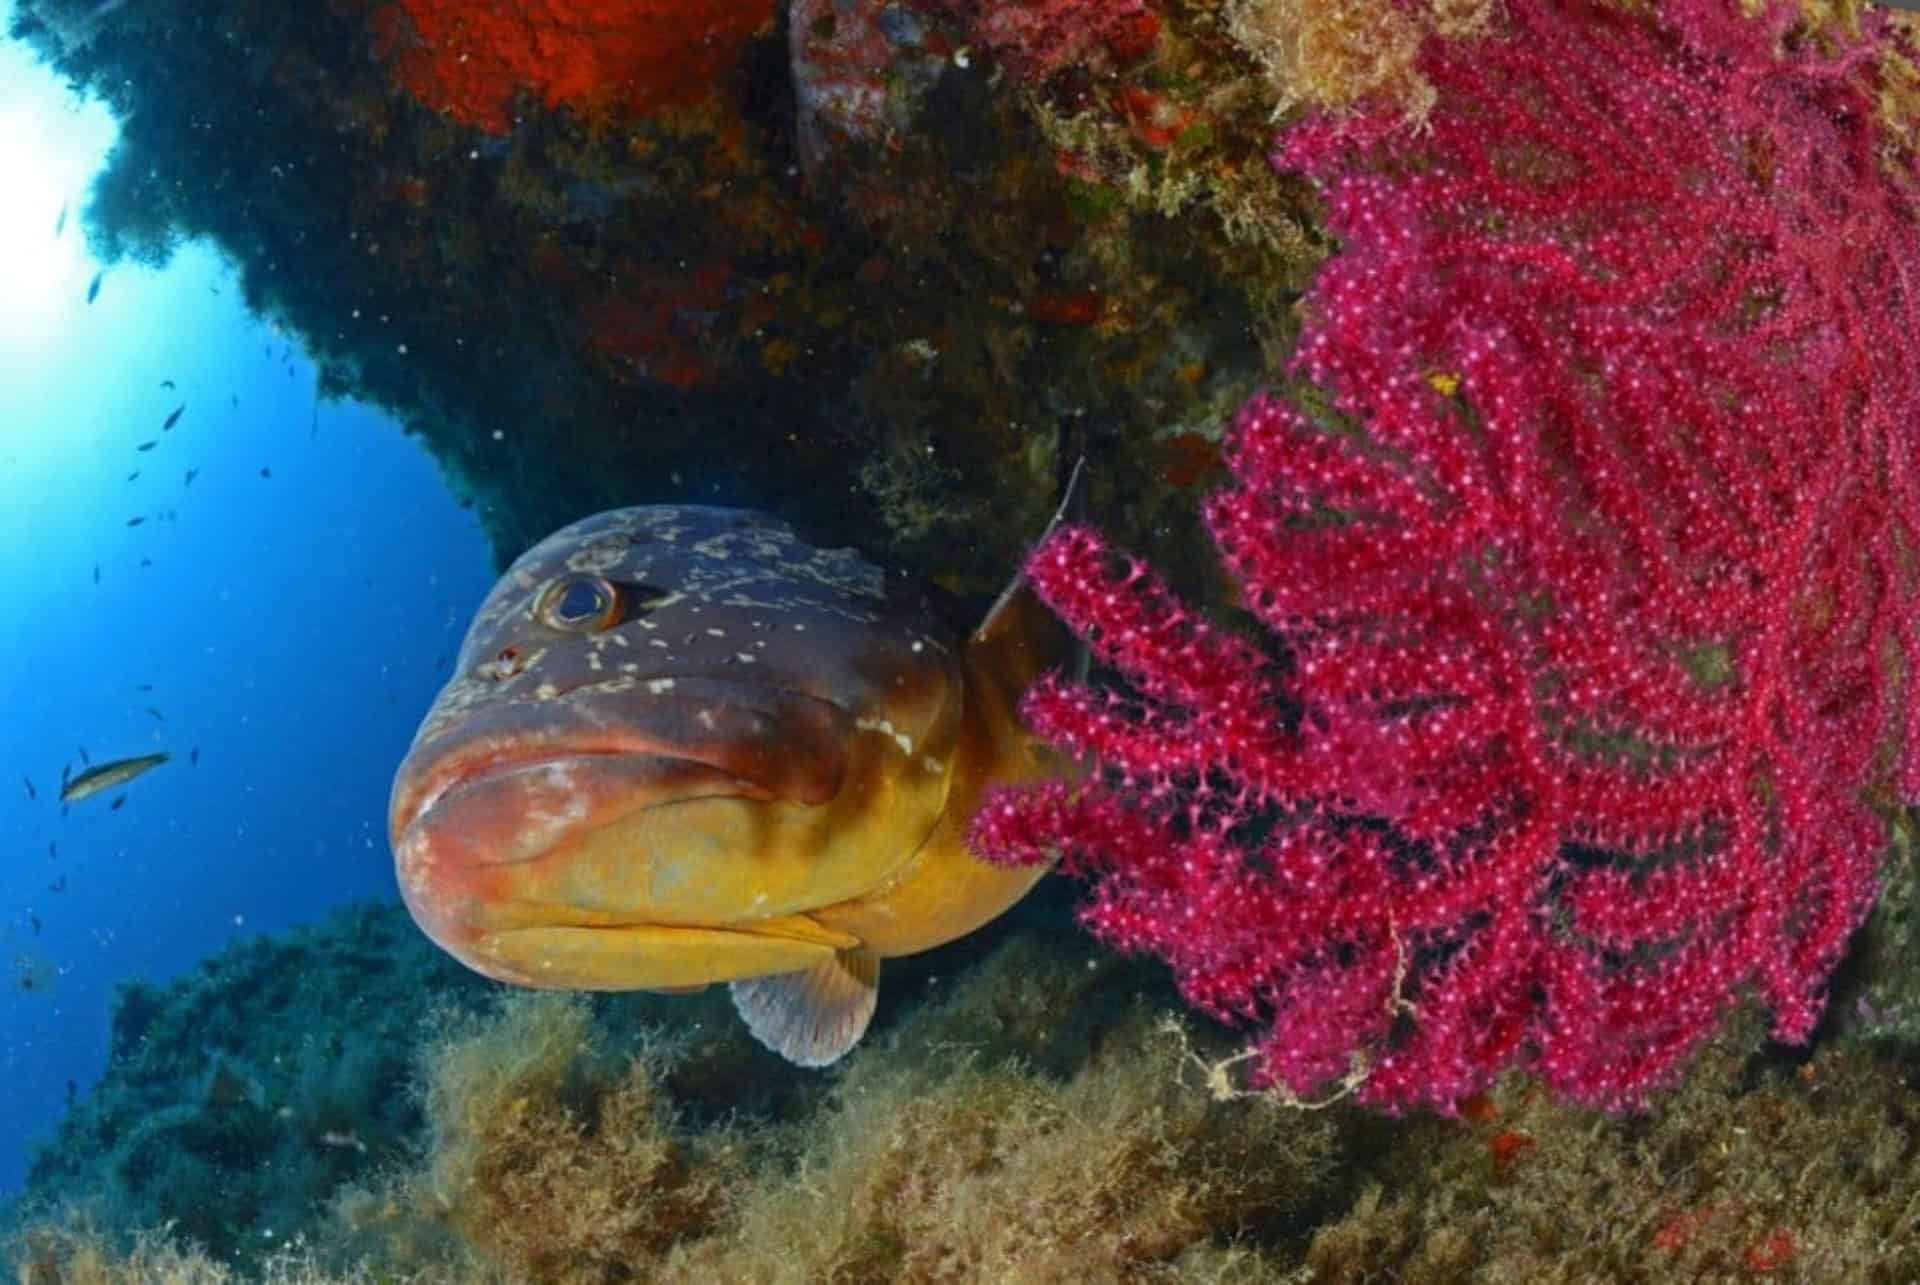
xmin=975 ymin=0 xmax=1920 ymax=1112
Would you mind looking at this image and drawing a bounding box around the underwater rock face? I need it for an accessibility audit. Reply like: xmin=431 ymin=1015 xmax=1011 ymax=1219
xmin=10 ymin=0 xmax=1314 ymax=600
xmin=786 ymin=0 xmax=949 ymax=181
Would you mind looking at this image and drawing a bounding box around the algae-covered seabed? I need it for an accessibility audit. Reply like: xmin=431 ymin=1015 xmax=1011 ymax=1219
xmin=7 ymin=896 xmax=1920 ymax=1282
xmin=10 ymin=0 xmax=1920 ymax=1277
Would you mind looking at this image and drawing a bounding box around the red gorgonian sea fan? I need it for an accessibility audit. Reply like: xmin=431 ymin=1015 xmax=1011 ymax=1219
xmin=973 ymin=0 xmax=1920 ymax=1112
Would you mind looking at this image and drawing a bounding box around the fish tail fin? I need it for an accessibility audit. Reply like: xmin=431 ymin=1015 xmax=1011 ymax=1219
xmin=730 ymin=950 xmax=880 ymax=1067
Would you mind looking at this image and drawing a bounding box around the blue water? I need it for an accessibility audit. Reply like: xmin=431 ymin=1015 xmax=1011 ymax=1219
xmin=0 ymin=27 xmax=493 ymax=1195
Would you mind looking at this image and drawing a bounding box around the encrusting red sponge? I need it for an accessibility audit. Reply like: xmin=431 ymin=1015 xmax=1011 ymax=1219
xmin=370 ymin=0 xmax=775 ymax=133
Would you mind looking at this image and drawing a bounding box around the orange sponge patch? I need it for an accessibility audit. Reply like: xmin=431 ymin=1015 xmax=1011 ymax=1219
xmin=372 ymin=0 xmax=776 ymax=133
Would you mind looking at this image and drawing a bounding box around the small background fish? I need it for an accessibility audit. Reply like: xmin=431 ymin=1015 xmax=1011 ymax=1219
xmin=60 ymin=752 xmax=170 ymax=804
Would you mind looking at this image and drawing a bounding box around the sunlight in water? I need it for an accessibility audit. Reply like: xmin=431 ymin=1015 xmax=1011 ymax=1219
xmin=0 ymin=25 xmax=116 ymax=351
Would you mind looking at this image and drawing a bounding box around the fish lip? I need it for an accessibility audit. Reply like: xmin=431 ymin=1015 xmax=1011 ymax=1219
xmin=393 ymin=741 xmax=764 ymax=843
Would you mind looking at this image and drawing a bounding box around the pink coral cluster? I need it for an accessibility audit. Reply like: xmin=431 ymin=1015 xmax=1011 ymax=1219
xmin=974 ymin=0 xmax=1920 ymax=1111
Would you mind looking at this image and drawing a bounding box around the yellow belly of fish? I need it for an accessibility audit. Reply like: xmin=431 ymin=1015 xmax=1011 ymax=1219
xmin=468 ymin=914 xmax=861 ymax=990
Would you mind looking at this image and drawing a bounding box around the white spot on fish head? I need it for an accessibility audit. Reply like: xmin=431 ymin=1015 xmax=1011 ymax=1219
xmin=566 ymin=537 xmax=631 ymax=575
xmin=855 ymin=715 xmax=915 ymax=756
xmin=394 ymin=824 xmax=439 ymax=906
xmin=643 ymin=591 xmax=686 ymax=613
xmin=516 ymin=762 xmax=592 ymax=849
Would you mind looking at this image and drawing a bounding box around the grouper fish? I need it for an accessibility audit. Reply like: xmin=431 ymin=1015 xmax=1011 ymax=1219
xmin=389 ymin=473 xmax=1083 ymax=1066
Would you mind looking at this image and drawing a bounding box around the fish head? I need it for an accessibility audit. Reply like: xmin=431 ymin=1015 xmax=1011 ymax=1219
xmin=389 ymin=505 xmax=974 ymax=991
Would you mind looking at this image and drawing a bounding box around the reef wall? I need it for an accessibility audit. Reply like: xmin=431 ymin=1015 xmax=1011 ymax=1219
xmin=11 ymin=0 xmax=1340 ymax=603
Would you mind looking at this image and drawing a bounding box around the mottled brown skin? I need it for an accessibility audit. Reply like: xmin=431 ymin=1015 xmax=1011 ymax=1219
xmin=389 ymin=504 xmax=1072 ymax=1055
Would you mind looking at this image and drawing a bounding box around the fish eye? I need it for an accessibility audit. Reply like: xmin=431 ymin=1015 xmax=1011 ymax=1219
xmin=537 ymin=575 xmax=622 ymax=632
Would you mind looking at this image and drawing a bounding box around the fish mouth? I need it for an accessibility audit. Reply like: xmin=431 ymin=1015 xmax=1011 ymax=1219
xmin=388 ymin=678 xmax=854 ymax=846
xmin=388 ymin=737 xmax=790 ymax=976
xmin=387 ymin=680 xmax=866 ymax=984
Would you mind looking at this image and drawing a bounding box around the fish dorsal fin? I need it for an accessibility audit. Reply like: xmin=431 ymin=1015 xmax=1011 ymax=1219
xmin=971 ymin=456 xmax=1090 ymax=686
xmin=731 ymin=951 xmax=880 ymax=1067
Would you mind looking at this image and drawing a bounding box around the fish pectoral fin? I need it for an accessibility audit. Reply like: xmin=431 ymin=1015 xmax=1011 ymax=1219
xmin=730 ymin=950 xmax=880 ymax=1068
